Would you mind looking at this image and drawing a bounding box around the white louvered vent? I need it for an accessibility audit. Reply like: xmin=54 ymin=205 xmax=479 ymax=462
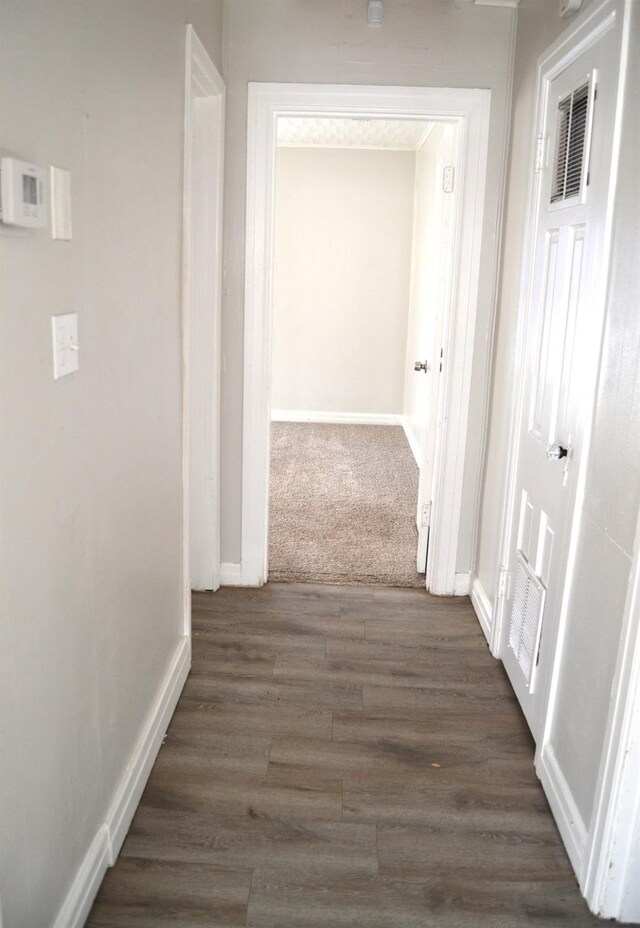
xmin=551 ymin=80 xmax=592 ymax=204
xmin=508 ymin=553 xmax=547 ymax=690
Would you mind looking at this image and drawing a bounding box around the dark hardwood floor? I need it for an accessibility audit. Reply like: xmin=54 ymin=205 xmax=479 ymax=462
xmin=86 ymin=583 xmax=609 ymax=927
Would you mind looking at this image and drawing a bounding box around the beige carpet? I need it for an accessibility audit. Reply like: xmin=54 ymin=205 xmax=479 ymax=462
xmin=268 ymin=422 xmax=424 ymax=587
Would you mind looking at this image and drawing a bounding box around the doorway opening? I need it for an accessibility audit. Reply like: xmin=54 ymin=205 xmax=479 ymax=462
xmin=241 ymin=83 xmax=491 ymax=594
xmin=268 ymin=116 xmax=456 ymax=587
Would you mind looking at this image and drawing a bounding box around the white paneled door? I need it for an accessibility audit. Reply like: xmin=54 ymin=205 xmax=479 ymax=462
xmin=501 ymin=19 xmax=620 ymax=741
xmin=415 ymin=127 xmax=455 ymax=576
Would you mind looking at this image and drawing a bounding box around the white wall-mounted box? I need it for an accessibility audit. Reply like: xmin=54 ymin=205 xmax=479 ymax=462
xmin=0 ymin=156 xmax=47 ymax=227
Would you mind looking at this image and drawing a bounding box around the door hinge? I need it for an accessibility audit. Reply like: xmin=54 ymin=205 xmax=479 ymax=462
xmin=443 ymin=165 xmax=455 ymax=193
xmin=439 ymin=348 xmax=444 ymax=372
xmin=421 ymin=502 xmax=432 ymax=529
xmin=535 ymin=134 xmax=547 ymax=173
xmin=497 ymin=568 xmax=511 ymax=600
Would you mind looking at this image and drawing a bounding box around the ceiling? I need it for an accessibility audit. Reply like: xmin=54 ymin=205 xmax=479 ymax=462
xmin=276 ymin=116 xmax=434 ymax=151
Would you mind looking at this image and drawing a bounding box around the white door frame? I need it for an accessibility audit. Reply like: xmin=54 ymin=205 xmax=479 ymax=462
xmin=492 ymin=0 xmax=637 ymax=917
xmin=585 ymin=509 xmax=640 ymax=920
xmin=181 ymin=26 xmax=225 ymax=628
xmin=240 ymin=82 xmax=491 ymax=591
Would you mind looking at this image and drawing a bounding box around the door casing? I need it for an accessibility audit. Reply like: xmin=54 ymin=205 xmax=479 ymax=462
xmin=240 ymin=83 xmax=491 ymax=593
xmin=182 ymin=26 xmax=225 ymax=622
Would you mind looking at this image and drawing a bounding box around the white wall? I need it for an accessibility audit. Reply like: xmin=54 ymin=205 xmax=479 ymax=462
xmin=271 ymin=147 xmax=415 ymax=417
xmin=475 ymin=0 xmax=640 ymax=847
xmin=0 ymin=2 xmax=223 ymax=925
xmin=403 ymin=123 xmax=456 ymax=461
xmin=221 ymin=0 xmax=517 ymax=567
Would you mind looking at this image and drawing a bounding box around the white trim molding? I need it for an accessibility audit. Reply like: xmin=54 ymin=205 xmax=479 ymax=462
xmin=470 ymin=573 xmax=493 ymax=644
xmin=220 ymin=561 xmax=243 ymax=586
xmin=182 ymin=25 xmax=225 ymax=617
xmin=51 ymin=636 xmax=191 ymax=928
xmin=537 ymin=744 xmax=588 ymax=876
xmin=50 ymin=827 xmax=110 ymax=928
xmin=402 ymin=417 xmax=421 ymax=469
xmin=242 ymin=82 xmax=491 ymax=590
xmin=453 ymin=572 xmax=471 ymax=596
xmin=104 ymin=637 xmax=191 ymax=863
xmin=584 ymin=491 xmax=640 ymax=920
xmin=271 ymin=410 xmax=403 ymax=426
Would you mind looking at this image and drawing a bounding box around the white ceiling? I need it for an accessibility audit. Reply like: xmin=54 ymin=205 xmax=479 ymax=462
xmin=276 ymin=116 xmax=434 ymax=151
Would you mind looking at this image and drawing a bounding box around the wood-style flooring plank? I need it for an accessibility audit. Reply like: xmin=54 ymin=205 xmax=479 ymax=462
xmin=376 ymin=822 xmax=572 ymax=881
xmin=87 ymin=858 xmax=252 ymax=927
xmin=142 ymin=762 xmax=343 ymax=823
xmin=169 ymin=700 xmax=333 ymax=741
xmin=274 ymin=652 xmax=513 ymax=691
xmin=120 ymin=807 xmax=378 ymax=875
xmin=189 ymin=626 xmax=326 ymax=656
xmin=326 ymin=628 xmax=492 ymax=660
xmin=342 ymin=777 xmax=554 ymax=828
xmin=331 ymin=710 xmax=533 ymax=751
xmin=155 ymin=729 xmax=272 ymax=776
xmin=182 ymin=672 xmax=363 ymax=712
xmin=269 ymin=738 xmax=538 ymax=788
xmin=362 ymin=682 xmax=518 ymax=719
xmin=192 ymin=585 xmax=344 ymax=616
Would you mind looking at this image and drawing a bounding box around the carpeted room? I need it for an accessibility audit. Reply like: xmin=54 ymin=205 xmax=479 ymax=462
xmin=268 ymin=118 xmax=456 ymax=588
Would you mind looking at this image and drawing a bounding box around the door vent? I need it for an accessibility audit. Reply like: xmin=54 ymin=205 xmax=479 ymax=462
xmin=508 ymin=552 xmax=547 ymax=690
xmin=551 ymin=80 xmax=591 ymax=204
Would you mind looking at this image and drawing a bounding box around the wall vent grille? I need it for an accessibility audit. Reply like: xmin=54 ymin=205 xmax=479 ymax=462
xmin=508 ymin=552 xmax=546 ymax=689
xmin=551 ymin=80 xmax=591 ymax=204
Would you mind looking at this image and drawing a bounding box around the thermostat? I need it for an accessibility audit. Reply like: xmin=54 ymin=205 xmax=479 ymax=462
xmin=0 ymin=156 xmax=47 ymax=227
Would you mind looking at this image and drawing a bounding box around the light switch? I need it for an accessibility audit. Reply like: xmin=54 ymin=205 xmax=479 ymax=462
xmin=51 ymin=313 xmax=79 ymax=379
xmin=50 ymin=166 xmax=72 ymax=240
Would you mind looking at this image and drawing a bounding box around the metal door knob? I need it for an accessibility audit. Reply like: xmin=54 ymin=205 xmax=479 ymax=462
xmin=546 ymin=443 xmax=568 ymax=461
xmin=414 ymin=360 xmax=430 ymax=373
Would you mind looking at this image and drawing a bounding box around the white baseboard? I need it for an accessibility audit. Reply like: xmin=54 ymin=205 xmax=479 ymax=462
xmin=51 ymin=826 xmax=110 ymax=928
xmin=52 ymin=635 xmax=191 ymax=928
xmin=105 ymin=636 xmax=191 ymax=862
xmin=220 ymin=561 xmax=243 ymax=585
xmin=453 ymin=572 xmax=471 ymax=596
xmin=537 ymin=742 xmax=588 ymax=879
xmin=401 ymin=417 xmax=421 ymax=468
xmin=470 ymin=572 xmax=493 ymax=644
xmin=271 ymin=409 xmax=403 ymax=426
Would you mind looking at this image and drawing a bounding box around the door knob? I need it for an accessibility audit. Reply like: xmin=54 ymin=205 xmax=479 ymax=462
xmin=414 ymin=360 xmax=430 ymax=373
xmin=546 ymin=443 xmax=568 ymax=461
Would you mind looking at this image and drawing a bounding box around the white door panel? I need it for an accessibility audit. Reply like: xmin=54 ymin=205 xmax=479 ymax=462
xmin=501 ymin=23 xmax=619 ymax=740
xmin=414 ymin=125 xmax=456 ymax=577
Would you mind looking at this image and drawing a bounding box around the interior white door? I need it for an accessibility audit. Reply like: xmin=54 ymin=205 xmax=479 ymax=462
xmin=501 ymin=24 xmax=619 ymax=741
xmin=414 ymin=127 xmax=455 ymax=575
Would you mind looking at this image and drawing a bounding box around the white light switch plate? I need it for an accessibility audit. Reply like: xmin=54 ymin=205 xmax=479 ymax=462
xmin=52 ymin=313 xmax=79 ymax=379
